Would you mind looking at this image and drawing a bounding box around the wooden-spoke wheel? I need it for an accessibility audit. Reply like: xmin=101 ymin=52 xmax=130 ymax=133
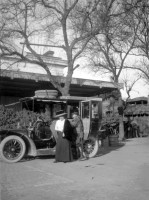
xmin=83 ymin=137 xmax=99 ymax=158
xmin=0 ymin=136 xmax=26 ymax=163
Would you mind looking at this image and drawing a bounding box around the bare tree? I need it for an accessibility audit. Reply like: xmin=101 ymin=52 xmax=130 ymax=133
xmin=0 ymin=0 xmax=102 ymax=96
xmin=121 ymin=73 xmax=141 ymax=104
xmin=123 ymin=0 xmax=149 ymax=84
xmin=138 ymin=59 xmax=149 ymax=84
xmin=84 ymin=0 xmax=139 ymax=140
xmin=88 ymin=7 xmax=137 ymax=81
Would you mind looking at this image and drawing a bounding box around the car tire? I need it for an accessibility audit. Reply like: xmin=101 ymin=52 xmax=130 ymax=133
xmin=0 ymin=135 xmax=26 ymax=163
xmin=83 ymin=137 xmax=99 ymax=158
xmin=35 ymin=90 xmax=58 ymax=98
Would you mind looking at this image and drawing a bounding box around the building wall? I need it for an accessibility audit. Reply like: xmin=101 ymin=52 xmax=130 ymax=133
xmin=1 ymin=58 xmax=66 ymax=77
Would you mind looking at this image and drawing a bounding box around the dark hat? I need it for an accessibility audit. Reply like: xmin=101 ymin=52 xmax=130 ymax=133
xmin=72 ymin=110 xmax=79 ymax=115
xmin=55 ymin=110 xmax=67 ymax=117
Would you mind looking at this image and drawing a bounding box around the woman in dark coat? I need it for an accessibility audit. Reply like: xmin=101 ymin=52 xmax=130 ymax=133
xmin=54 ymin=110 xmax=73 ymax=163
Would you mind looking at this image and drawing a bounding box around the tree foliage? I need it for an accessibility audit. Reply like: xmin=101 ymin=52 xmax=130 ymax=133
xmin=0 ymin=105 xmax=39 ymax=130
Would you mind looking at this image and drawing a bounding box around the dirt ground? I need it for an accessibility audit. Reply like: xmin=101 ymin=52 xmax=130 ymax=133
xmin=1 ymin=137 xmax=149 ymax=200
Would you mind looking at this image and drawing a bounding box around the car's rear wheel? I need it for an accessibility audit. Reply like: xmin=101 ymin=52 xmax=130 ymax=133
xmin=83 ymin=137 xmax=99 ymax=158
xmin=0 ymin=136 xmax=26 ymax=163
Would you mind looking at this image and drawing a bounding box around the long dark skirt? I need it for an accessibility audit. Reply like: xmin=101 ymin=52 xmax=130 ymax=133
xmin=55 ymin=131 xmax=73 ymax=162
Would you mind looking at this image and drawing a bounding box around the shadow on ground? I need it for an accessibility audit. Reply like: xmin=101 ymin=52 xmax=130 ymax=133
xmin=20 ymin=155 xmax=55 ymax=162
xmin=20 ymin=142 xmax=126 ymax=162
xmin=96 ymin=141 xmax=126 ymax=158
xmin=19 ymin=141 xmax=128 ymax=163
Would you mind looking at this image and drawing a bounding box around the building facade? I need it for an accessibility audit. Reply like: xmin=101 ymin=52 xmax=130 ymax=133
xmin=0 ymin=51 xmax=122 ymax=105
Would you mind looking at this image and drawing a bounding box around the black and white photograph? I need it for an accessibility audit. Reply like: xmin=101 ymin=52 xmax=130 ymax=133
xmin=0 ymin=0 xmax=149 ymax=200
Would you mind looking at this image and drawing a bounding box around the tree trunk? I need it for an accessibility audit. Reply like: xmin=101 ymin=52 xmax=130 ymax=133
xmin=113 ymin=78 xmax=125 ymax=141
xmin=119 ymin=114 xmax=124 ymax=141
xmin=60 ymin=75 xmax=72 ymax=96
xmin=60 ymin=59 xmax=74 ymax=96
xmin=61 ymin=87 xmax=70 ymax=96
xmin=118 ymin=96 xmax=125 ymax=141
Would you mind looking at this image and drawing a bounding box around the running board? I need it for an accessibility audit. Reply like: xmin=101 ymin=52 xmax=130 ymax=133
xmin=36 ymin=148 xmax=56 ymax=156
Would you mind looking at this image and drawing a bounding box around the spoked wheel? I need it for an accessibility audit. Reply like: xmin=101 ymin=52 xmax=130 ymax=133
xmin=83 ymin=137 xmax=99 ymax=158
xmin=0 ymin=136 xmax=26 ymax=163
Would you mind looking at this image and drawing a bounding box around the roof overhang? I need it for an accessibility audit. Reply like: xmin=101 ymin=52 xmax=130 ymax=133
xmin=0 ymin=70 xmax=123 ymax=98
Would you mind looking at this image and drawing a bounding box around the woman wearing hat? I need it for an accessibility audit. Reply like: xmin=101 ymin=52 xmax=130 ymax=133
xmin=54 ymin=110 xmax=73 ymax=163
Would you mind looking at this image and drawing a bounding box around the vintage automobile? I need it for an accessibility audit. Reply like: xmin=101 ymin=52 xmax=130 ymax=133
xmin=0 ymin=91 xmax=102 ymax=163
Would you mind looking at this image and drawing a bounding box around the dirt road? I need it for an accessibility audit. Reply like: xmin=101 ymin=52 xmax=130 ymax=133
xmin=1 ymin=137 xmax=149 ymax=200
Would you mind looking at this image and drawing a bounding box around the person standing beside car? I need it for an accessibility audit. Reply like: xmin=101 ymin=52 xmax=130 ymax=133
xmin=54 ymin=110 xmax=73 ymax=163
xmin=71 ymin=111 xmax=88 ymax=160
xmin=131 ymin=118 xmax=140 ymax=138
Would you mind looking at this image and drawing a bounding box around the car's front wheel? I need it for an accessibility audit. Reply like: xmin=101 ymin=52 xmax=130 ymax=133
xmin=83 ymin=137 xmax=99 ymax=158
xmin=0 ymin=135 xmax=26 ymax=163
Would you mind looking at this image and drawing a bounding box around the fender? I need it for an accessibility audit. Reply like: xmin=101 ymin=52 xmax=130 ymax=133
xmin=0 ymin=129 xmax=37 ymax=157
xmin=21 ymin=135 xmax=37 ymax=157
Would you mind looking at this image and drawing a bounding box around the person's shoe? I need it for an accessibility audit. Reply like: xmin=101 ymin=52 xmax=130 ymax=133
xmin=53 ymin=160 xmax=58 ymax=163
xmin=78 ymin=156 xmax=86 ymax=161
